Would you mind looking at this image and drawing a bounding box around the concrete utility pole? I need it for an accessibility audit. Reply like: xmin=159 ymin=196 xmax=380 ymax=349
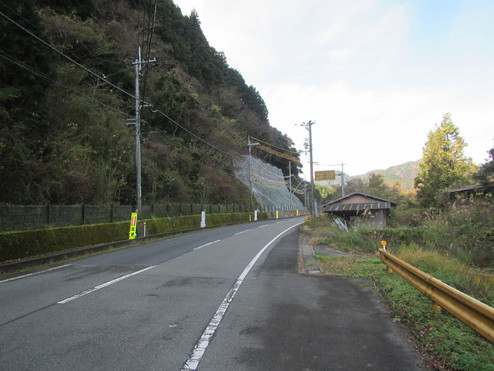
xmin=247 ymin=136 xmax=260 ymax=211
xmin=304 ymin=183 xmax=307 ymax=208
xmin=340 ymin=163 xmax=346 ymax=197
xmin=288 ymin=160 xmax=292 ymax=206
xmin=132 ymin=46 xmax=155 ymax=213
xmin=301 ymin=121 xmax=316 ymax=216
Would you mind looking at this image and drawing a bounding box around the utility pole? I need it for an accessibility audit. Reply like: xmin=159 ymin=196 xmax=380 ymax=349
xmin=304 ymin=183 xmax=307 ymax=208
xmin=340 ymin=163 xmax=346 ymax=197
xmin=247 ymin=136 xmax=260 ymax=211
xmin=132 ymin=46 xmax=155 ymax=214
xmin=288 ymin=160 xmax=292 ymax=207
xmin=301 ymin=121 xmax=316 ymax=216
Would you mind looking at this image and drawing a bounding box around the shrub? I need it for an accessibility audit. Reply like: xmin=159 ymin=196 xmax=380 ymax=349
xmin=0 ymin=222 xmax=128 ymax=261
xmin=0 ymin=212 xmax=264 ymax=262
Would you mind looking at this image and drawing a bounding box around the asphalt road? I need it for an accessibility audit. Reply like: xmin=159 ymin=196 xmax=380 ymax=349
xmin=0 ymin=218 xmax=426 ymax=370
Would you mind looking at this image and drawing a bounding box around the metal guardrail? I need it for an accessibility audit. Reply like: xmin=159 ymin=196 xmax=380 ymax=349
xmin=378 ymin=241 xmax=494 ymax=344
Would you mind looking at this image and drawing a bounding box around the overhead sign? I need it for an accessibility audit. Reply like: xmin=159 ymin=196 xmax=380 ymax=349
xmin=257 ymin=144 xmax=300 ymax=164
xmin=315 ymin=170 xmax=336 ymax=181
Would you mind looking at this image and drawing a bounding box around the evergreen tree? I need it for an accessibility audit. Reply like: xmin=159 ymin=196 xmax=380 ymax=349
xmin=474 ymin=146 xmax=494 ymax=194
xmin=414 ymin=113 xmax=476 ymax=207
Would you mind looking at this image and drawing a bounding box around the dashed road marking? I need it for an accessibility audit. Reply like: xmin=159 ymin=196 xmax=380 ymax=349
xmin=0 ymin=264 xmax=72 ymax=284
xmin=193 ymin=240 xmax=221 ymax=251
xmin=57 ymin=266 xmax=155 ymax=304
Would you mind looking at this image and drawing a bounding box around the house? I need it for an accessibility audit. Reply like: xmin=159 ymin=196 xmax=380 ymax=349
xmin=321 ymin=192 xmax=396 ymax=228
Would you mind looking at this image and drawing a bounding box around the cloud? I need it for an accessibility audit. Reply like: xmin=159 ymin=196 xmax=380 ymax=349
xmin=174 ymin=0 xmax=494 ymax=176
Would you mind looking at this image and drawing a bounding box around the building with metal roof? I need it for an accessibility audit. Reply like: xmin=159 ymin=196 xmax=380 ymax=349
xmin=322 ymin=193 xmax=396 ymax=228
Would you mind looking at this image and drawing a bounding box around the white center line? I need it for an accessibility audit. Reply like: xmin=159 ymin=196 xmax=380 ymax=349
xmin=234 ymin=229 xmax=250 ymax=236
xmin=193 ymin=240 xmax=221 ymax=251
xmin=57 ymin=266 xmax=155 ymax=304
xmin=181 ymin=222 xmax=303 ymax=371
xmin=0 ymin=264 xmax=72 ymax=284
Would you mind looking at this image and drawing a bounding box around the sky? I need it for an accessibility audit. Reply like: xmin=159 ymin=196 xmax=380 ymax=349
xmin=173 ymin=0 xmax=494 ymax=177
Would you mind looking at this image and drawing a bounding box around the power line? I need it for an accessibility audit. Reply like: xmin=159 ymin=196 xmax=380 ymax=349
xmin=0 ymin=51 xmax=129 ymax=117
xmin=151 ymin=109 xmax=239 ymax=159
xmin=1 ymin=9 xmax=243 ymax=162
xmin=2 ymin=48 xmax=240 ymax=183
xmin=141 ymin=0 xmax=158 ymax=102
xmin=0 ymin=10 xmax=137 ymax=101
xmin=1 ymin=6 xmax=302 ymax=188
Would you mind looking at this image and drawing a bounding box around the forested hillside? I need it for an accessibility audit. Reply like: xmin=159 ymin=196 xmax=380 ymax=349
xmin=353 ymin=161 xmax=420 ymax=190
xmin=0 ymin=0 xmax=301 ymax=205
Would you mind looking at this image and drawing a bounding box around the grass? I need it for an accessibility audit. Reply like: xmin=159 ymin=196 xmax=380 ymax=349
xmin=304 ymin=217 xmax=494 ymax=371
xmin=395 ymin=247 xmax=494 ymax=306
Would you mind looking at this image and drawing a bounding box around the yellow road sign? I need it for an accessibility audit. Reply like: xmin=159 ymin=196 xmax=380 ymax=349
xmin=129 ymin=212 xmax=138 ymax=239
xmin=315 ymin=170 xmax=335 ymax=181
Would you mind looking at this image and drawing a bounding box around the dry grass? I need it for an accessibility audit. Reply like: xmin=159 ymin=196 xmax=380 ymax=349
xmin=397 ymin=248 xmax=494 ymax=305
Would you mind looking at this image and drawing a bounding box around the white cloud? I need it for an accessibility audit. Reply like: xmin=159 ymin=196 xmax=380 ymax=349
xmin=174 ymin=0 xmax=494 ymax=177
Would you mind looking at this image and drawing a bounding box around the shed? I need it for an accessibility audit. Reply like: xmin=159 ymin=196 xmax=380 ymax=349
xmin=446 ymin=184 xmax=483 ymax=199
xmin=322 ymin=192 xmax=396 ymax=228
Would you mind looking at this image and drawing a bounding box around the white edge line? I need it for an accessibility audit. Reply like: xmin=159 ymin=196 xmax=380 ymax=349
xmin=0 ymin=264 xmax=72 ymax=284
xmin=193 ymin=240 xmax=221 ymax=251
xmin=57 ymin=266 xmax=155 ymax=304
xmin=181 ymin=221 xmax=303 ymax=371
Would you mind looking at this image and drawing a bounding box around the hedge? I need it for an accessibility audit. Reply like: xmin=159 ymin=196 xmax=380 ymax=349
xmin=0 ymin=212 xmax=268 ymax=262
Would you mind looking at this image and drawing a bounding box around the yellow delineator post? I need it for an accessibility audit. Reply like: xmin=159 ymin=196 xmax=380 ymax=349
xmin=381 ymin=241 xmax=393 ymax=274
xmin=129 ymin=212 xmax=138 ymax=239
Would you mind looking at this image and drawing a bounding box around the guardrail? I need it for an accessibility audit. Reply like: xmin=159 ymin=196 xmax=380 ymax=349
xmin=378 ymin=241 xmax=494 ymax=344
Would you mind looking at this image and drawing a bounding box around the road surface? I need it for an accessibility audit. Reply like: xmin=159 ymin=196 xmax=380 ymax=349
xmin=0 ymin=218 xmax=425 ymax=370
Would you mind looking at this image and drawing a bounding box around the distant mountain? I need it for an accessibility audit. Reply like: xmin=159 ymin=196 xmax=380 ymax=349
xmin=317 ymin=160 xmax=420 ymax=190
xmin=351 ymin=160 xmax=420 ymax=189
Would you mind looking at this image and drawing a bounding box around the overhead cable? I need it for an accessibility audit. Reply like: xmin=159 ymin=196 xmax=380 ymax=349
xmin=0 ymin=10 xmax=137 ymax=101
xmin=0 ymin=51 xmax=129 ymax=117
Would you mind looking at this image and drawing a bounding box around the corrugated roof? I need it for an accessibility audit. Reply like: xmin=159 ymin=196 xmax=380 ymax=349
xmin=447 ymin=184 xmax=483 ymax=193
xmin=323 ymin=202 xmax=392 ymax=213
xmin=322 ymin=192 xmax=396 ymax=207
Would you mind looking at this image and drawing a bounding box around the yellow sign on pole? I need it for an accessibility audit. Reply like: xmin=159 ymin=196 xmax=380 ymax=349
xmin=315 ymin=170 xmax=336 ymax=181
xmin=129 ymin=212 xmax=138 ymax=239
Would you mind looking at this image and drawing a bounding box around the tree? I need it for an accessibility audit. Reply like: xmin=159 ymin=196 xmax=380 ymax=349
xmin=414 ymin=113 xmax=476 ymax=207
xmin=315 ymin=184 xmax=334 ymax=205
xmin=474 ymin=145 xmax=494 ymax=194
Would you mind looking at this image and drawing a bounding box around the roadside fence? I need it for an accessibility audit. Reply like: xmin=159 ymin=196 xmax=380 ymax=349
xmin=0 ymin=203 xmax=303 ymax=232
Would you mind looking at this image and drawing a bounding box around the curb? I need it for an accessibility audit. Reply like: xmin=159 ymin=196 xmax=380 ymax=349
xmin=298 ymin=234 xmax=321 ymax=275
xmin=0 ymin=227 xmax=200 ymax=273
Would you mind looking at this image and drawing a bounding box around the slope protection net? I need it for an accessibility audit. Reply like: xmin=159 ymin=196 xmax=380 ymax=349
xmin=234 ymin=155 xmax=305 ymax=210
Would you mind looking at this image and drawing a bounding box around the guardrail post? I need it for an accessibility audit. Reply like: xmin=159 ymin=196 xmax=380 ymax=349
xmin=432 ymin=303 xmax=442 ymax=313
